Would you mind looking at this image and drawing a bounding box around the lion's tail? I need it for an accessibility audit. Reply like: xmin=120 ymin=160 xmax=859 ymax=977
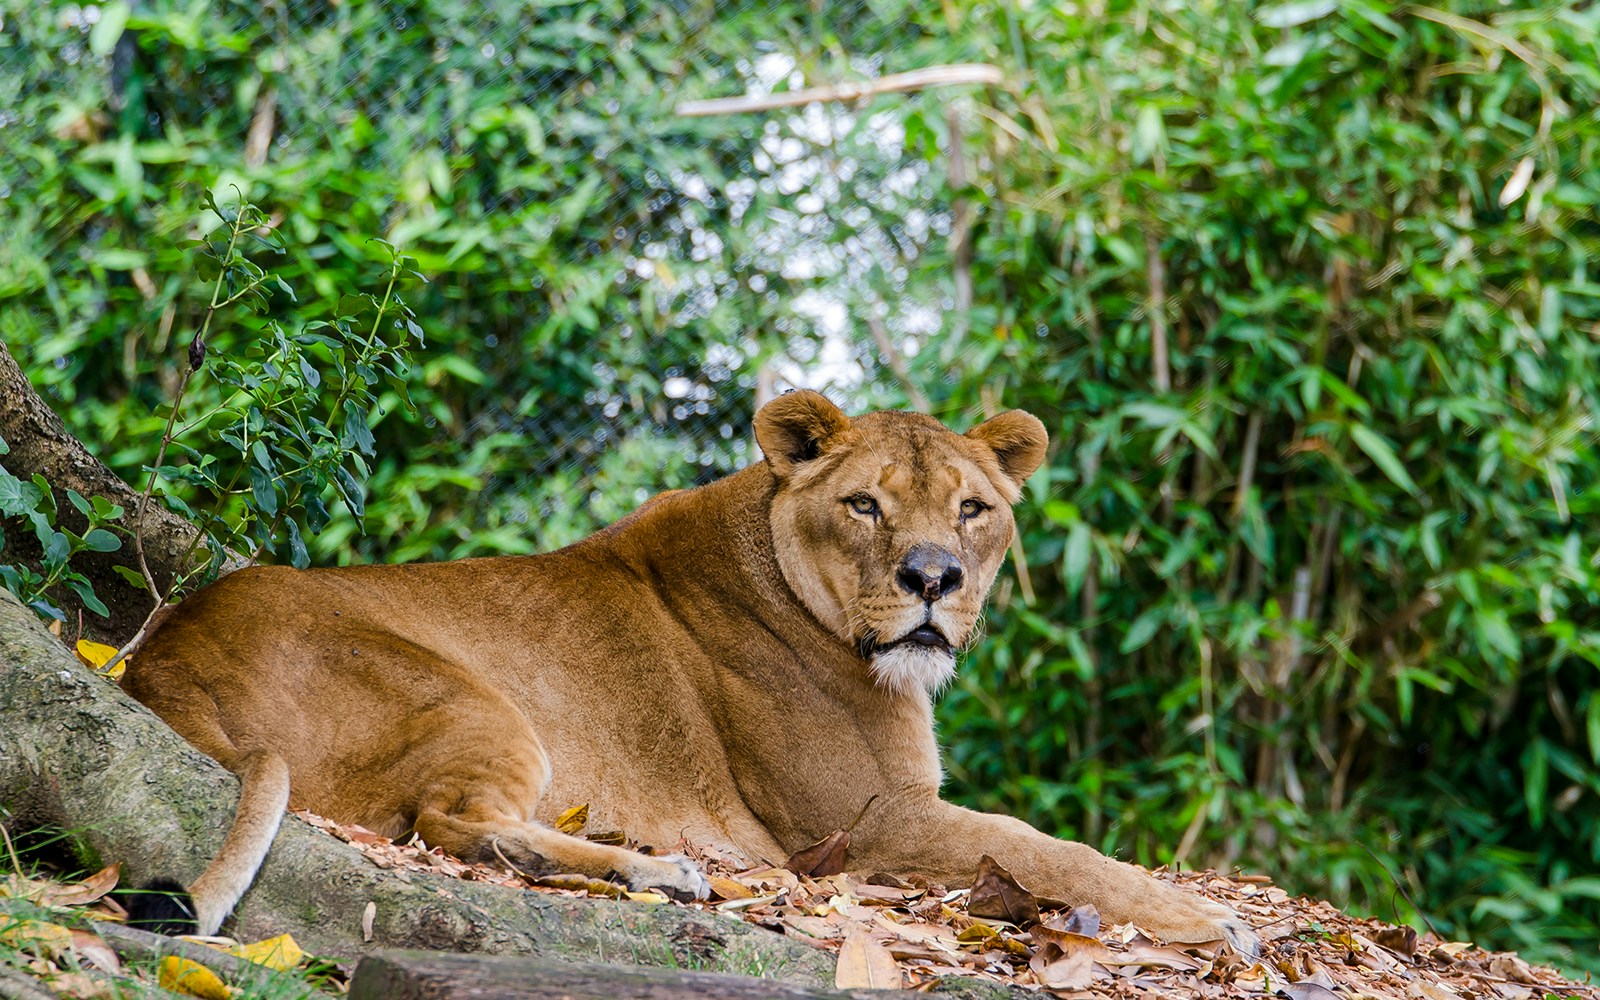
xmin=127 ymin=751 xmax=291 ymax=936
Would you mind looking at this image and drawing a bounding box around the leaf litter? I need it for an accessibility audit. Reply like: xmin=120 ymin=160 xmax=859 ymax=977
xmin=297 ymin=808 xmax=1600 ymax=997
xmin=0 ymin=858 xmax=325 ymax=998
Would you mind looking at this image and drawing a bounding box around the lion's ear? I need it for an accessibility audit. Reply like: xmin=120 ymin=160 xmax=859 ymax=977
xmin=755 ymin=390 xmax=851 ymax=477
xmin=967 ymin=410 xmax=1048 ymax=495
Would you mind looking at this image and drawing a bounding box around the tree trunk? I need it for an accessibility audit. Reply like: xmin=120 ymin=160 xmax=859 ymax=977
xmin=0 ymin=588 xmax=838 ymax=984
xmin=0 ymin=343 xmax=236 ymax=644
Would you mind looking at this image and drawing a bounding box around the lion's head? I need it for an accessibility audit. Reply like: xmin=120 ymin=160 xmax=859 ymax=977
xmin=755 ymin=390 xmax=1048 ymax=695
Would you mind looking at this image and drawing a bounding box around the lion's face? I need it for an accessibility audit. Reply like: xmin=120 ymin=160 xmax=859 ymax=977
xmin=755 ymin=391 xmax=1048 ymax=695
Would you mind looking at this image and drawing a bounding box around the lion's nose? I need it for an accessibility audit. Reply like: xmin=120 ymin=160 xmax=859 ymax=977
xmin=897 ymin=544 xmax=964 ymax=601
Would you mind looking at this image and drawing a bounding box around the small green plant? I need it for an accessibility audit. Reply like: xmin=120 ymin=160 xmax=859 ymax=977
xmin=1 ymin=189 xmax=420 ymax=660
xmin=0 ymin=440 xmax=125 ymax=622
xmin=133 ymin=191 xmax=421 ymax=589
xmin=100 ymin=189 xmax=424 ymax=663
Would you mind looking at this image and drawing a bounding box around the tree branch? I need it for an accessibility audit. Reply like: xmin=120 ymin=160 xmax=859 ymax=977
xmin=676 ymin=64 xmax=1004 ymax=117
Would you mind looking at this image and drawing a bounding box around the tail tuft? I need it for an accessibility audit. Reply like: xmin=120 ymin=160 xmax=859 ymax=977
xmin=125 ymin=878 xmax=198 ymax=936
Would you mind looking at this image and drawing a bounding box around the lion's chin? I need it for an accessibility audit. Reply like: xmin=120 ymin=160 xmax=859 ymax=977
xmin=868 ymin=645 xmax=957 ymax=696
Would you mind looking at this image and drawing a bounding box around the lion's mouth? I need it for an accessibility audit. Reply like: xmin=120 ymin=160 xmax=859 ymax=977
xmin=867 ymin=623 xmax=952 ymax=657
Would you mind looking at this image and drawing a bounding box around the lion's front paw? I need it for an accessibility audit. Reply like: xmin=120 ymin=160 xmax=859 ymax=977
xmin=1141 ymin=892 xmax=1260 ymax=958
xmin=624 ymin=853 xmax=711 ymax=902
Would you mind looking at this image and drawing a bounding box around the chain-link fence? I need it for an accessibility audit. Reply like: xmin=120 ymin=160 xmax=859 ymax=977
xmin=2 ymin=0 xmax=986 ymax=559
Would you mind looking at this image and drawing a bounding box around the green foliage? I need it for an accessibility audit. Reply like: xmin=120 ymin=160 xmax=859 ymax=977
xmin=926 ymin=0 xmax=1600 ymax=974
xmin=3 ymin=0 xmax=1598 ymax=975
xmin=143 ymin=193 xmax=421 ymax=584
xmin=0 ymin=437 xmax=125 ymax=621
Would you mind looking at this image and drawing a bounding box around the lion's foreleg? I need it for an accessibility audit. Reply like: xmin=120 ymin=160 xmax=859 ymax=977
xmin=412 ymin=804 xmax=709 ymax=902
xmin=851 ymin=796 xmax=1259 ymax=955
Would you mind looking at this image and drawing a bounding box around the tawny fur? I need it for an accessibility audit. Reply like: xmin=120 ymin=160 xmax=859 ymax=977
xmin=121 ymin=392 xmax=1257 ymax=953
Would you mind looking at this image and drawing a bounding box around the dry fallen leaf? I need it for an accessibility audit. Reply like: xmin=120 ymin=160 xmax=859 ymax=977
xmin=1030 ymin=943 xmax=1097 ymax=990
xmin=554 ymin=803 xmax=589 ymax=835
xmin=39 ymin=864 xmax=120 ymax=908
xmin=1372 ymin=925 xmax=1417 ymax=957
xmin=1487 ymin=954 xmax=1539 ymax=985
xmin=785 ymin=830 xmax=849 ymax=878
xmin=158 ymin=956 xmax=231 ymax=999
xmin=1031 ymin=925 xmax=1111 ymax=961
xmin=67 ymin=929 xmax=120 ymax=973
xmin=968 ymin=855 xmax=1040 ymax=927
xmin=1102 ymin=938 xmax=1203 ymax=971
xmin=836 ymin=930 xmax=903 ymax=990
xmin=1408 ymin=981 xmax=1464 ymax=1000
xmin=872 ymin=913 xmax=961 ymax=954
xmin=1029 ymin=924 xmax=1110 ymax=990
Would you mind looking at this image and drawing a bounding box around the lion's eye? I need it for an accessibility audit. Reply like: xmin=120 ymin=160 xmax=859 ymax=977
xmin=846 ymin=495 xmax=880 ymax=518
xmin=960 ymin=498 xmax=987 ymax=520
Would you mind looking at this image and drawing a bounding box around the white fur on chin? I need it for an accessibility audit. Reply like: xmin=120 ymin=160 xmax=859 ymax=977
xmin=869 ymin=645 xmax=957 ymax=696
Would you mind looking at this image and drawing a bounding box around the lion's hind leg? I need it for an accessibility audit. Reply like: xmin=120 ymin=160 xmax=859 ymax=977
xmin=413 ymin=798 xmax=709 ymax=901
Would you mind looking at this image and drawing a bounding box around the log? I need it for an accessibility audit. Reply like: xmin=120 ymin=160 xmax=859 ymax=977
xmin=350 ymin=950 xmax=884 ymax=1000
xmin=0 ymin=588 xmax=838 ymax=983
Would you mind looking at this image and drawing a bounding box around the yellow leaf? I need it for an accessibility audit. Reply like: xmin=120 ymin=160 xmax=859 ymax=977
xmin=159 ymin=956 xmax=231 ymax=999
xmin=0 ymin=919 xmax=73 ymax=957
xmin=623 ymin=890 xmax=669 ymax=904
xmin=707 ymin=876 xmax=754 ymax=901
xmin=231 ymin=933 xmax=303 ymax=971
xmin=554 ymin=803 xmax=588 ymax=835
xmin=75 ymin=640 xmax=127 ymax=679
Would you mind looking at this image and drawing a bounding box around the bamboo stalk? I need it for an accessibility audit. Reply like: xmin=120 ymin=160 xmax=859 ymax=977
xmin=945 ymin=105 xmax=974 ymax=352
xmin=1144 ymin=228 xmax=1171 ymax=394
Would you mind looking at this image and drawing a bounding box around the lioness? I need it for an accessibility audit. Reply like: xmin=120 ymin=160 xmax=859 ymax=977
xmin=122 ymin=390 xmax=1256 ymax=953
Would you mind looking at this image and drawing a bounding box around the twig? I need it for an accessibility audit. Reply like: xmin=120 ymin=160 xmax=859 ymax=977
xmin=1406 ymin=6 xmax=1562 ymax=137
xmin=1357 ymin=842 xmax=1442 ymax=939
xmin=1359 ymin=591 xmax=1442 ymax=649
xmin=865 ymin=312 xmax=930 ymax=411
xmin=106 ymin=202 xmax=254 ymax=679
xmin=675 ymin=63 xmax=1004 ymax=117
xmin=1171 ymin=792 xmax=1210 ymax=870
